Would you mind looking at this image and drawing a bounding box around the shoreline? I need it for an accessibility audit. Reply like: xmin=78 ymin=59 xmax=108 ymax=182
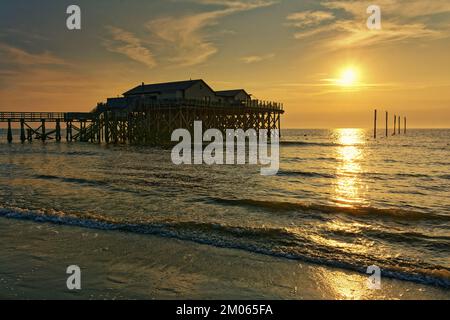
xmin=1 ymin=218 xmax=448 ymax=300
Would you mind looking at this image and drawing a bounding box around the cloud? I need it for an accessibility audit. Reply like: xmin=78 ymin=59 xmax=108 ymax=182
xmin=328 ymin=20 xmax=442 ymax=48
xmin=323 ymin=0 xmax=450 ymax=18
xmin=145 ymin=11 xmax=221 ymax=67
xmin=286 ymin=11 xmax=334 ymax=28
xmin=145 ymin=0 xmax=276 ymax=66
xmin=102 ymin=1 xmax=275 ymax=67
xmin=240 ymin=53 xmax=275 ymax=63
xmin=0 ymin=29 xmax=49 ymax=43
xmin=287 ymin=0 xmax=450 ymax=49
xmin=194 ymin=0 xmax=276 ymax=11
xmin=103 ymin=26 xmax=157 ymax=68
xmin=0 ymin=43 xmax=67 ymax=66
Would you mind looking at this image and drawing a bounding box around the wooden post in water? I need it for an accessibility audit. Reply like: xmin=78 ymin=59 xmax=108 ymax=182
xmin=393 ymin=115 xmax=396 ymax=135
xmin=404 ymin=117 xmax=407 ymax=134
xmin=79 ymin=121 xmax=83 ymax=141
xmin=97 ymin=115 xmax=102 ymax=144
xmin=27 ymin=128 xmax=32 ymax=141
xmin=105 ymin=112 xmax=110 ymax=143
xmin=7 ymin=119 xmax=13 ymax=143
xmin=66 ymin=122 xmax=72 ymax=142
xmin=41 ymin=119 xmax=46 ymax=141
xmin=278 ymin=114 xmax=281 ymax=139
xmin=90 ymin=121 xmax=95 ymax=142
xmin=82 ymin=121 xmax=85 ymax=141
xmin=55 ymin=119 xmax=61 ymax=142
xmin=84 ymin=120 xmax=88 ymax=142
xmin=385 ymin=111 xmax=388 ymax=137
xmin=20 ymin=119 xmax=26 ymax=143
xmin=373 ymin=109 xmax=377 ymax=139
xmin=398 ymin=116 xmax=401 ymax=135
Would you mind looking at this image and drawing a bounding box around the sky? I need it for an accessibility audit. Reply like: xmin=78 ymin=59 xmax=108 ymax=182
xmin=0 ymin=0 xmax=449 ymax=128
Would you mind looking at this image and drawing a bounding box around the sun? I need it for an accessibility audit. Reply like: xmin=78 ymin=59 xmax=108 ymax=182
xmin=337 ymin=67 xmax=358 ymax=87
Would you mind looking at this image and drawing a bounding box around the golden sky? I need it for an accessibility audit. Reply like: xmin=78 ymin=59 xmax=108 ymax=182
xmin=0 ymin=0 xmax=449 ymax=128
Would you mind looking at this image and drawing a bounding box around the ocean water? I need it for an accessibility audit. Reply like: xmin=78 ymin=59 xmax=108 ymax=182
xmin=0 ymin=128 xmax=449 ymax=292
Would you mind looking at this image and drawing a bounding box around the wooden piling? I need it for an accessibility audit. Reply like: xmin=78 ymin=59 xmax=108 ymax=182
xmin=82 ymin=121 xmax=86 ymax=141
xmin=83 ymin=121 xmax=87 ymax=142
xmin=97 ymin=115 xmax=102 ymax=144
xmin=41 ymin=119 xmax=46 ymax=141
xmin=79 ymin=121 xmax=83 ymax=142
xmin=373 ymin=109 xmax=377 ymax=139
xmin=55 ymin=119 xmax=61 ymax=141
xmin=278 ymin=114 xmax=281 ymax=138
xmin=404 ymin=117 xmax=407 ymax=134
xmin=85 ymin=121 xmax=90 ymax=142
xmin=398 ymin=116 xmax=401 ymax=135
xmin=385 ymin=111 xmax=388 ymax=137
xmin=66 ymin=122 xmax=72 ymax=142
xmin=104 ymin=112 xmax=110 ymax=143
xmin=7 ymin=119 xmax=13 ymax=143
xmin=20 ymin=119 xmax=26 ymax=143
xmin=393 ymin=115 xmax=396 ymax=135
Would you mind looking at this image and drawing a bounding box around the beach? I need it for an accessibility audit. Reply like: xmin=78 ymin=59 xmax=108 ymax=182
xmin=1 ymin=218 xmax=448 ymax=300
xmin=0 ymin=129 xmax=449 ymax=299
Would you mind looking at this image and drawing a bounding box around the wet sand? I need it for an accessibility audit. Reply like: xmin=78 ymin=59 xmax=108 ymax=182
xmin=0 ymin=218 xmax=448 ymax=300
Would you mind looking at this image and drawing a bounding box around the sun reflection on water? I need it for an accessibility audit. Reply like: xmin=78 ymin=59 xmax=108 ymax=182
xmin=334 ymin=129 xmax=367 ymax=208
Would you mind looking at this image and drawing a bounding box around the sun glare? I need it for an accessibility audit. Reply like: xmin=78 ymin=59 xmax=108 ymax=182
xmin=337 ymin=67 xmax=358 ymax=87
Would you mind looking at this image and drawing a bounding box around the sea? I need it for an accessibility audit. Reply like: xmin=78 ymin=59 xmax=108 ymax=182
xmin=0 ymin=128 xmax=449 ymax=298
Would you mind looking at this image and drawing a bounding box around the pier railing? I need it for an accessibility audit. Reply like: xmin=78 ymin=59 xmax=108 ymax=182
xmin=0 ymin=112 xmax=65 ymax=122
xmin=96 ymin=98 xmax=284 ymax=113
xmin=0 ymin=112 xmax=95 ymax=122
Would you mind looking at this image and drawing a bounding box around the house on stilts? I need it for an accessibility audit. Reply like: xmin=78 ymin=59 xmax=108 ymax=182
xmin=0 ymin=79 xmax=284 ymax=145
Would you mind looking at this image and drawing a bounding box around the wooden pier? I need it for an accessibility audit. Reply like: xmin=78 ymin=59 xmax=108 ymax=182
xmin=0 ymin=112 xmax=95 ymax=143
xmin=1 ymin=99 xmax=284 ymax=145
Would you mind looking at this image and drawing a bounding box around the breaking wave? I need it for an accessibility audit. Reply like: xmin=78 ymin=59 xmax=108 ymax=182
xmin=209 ymin=197 xmax=449 ymax=222
xmin=0 ymin=206 xmax=449 ymax=288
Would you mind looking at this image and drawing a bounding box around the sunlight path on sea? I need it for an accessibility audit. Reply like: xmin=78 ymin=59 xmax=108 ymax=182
xmin=333 ymin=129 xmax=368 ymax=208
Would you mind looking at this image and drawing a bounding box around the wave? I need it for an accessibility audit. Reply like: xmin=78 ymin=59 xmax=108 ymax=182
xmin=280 ymin=141 xmax=343 ymax=147
xmin=326 ymin=227 xmax=450 ymax=251
xmin=65 ymin=151 xmax=102 ymax=156
xmin=384 ymin=159 xmax=400 ymax=163
xmin=209 ymin=197 xmax=449 ymax=222
xmin=277 ymin=170 xmax=335 ymax=179
xmin=431 ymin=162 xmax=450 ymax=166
xmin=359 ymin=172 xmax=431 ymax=180
xmin=316 ymin=157 xmax=338 ymax=162
xmin=396 ymin=173 xmax=432 ymax=179
xmin=34 ymin=174 xmax=108 ymax=187
xmin=0 ymin=206 xmax=448 ymax=288
xmin=358 ymin=171 xmax=450 ymax=182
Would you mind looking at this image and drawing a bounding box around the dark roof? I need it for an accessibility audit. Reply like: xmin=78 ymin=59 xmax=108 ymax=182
xmin=215 ymin=89 xmax=249 ymax=97
xmin=106 ymin=97 xmax=129 ymax=109
xmin=123 ymin=79 xmax=204 ymax=96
